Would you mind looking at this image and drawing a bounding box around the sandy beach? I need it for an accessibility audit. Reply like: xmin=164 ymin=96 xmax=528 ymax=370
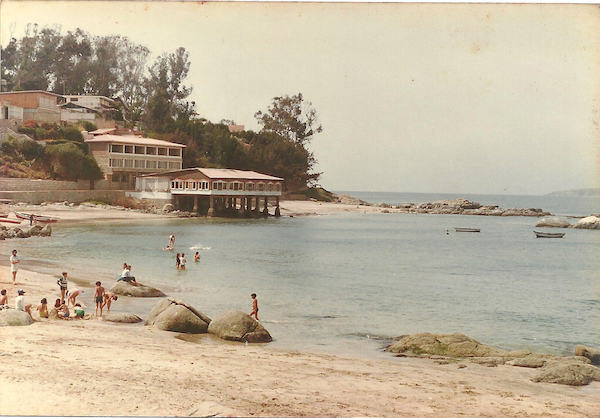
xmin=1 ymin=201 xmax=599 ymax=417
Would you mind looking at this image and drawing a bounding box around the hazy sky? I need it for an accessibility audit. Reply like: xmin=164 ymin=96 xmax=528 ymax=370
xmin=2 ymin=1 xmax=599 ymax=195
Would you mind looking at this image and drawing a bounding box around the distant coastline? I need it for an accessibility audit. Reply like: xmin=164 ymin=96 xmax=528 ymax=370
xmin=544 ymin=188 xmax=600 ymax=197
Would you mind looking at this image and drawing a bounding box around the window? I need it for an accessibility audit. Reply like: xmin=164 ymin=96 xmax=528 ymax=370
xmin=257 ymin=182 xmax=265 ymax=191
xmin=134 ymin=160 xmax=145 ymax=168
xmin=276 ymin=183 xmax=282 ymax=192
xmin=246 ymin=182 xmax=255 ymax=191
xmin=110 ymin=144 xmax=124 ymax=153
xmin=109 ymin=158 xmax=123 ymax=168
xmin=124 ymin=159 xmax=133 ymax=168
xmin=135 ymin=146 xmax=145 ymax=155
xmin=168 ymin=148 xmax=181 ymax=157
xmin=124 ymin=145 xmax=134 ymax=154
xmin=168 ymin=162 xmax=181 ymax=169
xmin=146 ymin=160 xmax=157 ymax=169
xmin=146 ymin=147 xmax=156 ymax=155
xmin=199 ymin=181 xmax=209 ymax=190
xmin=158 ymin=161 xmax=168 ymax=169
xmin=191 ymin=182 xmax=197 ymax=190
xmin=158 ymin=148 xmax=167 ymax=156
xmin=112 ymin=173 xmax=120 ymax=182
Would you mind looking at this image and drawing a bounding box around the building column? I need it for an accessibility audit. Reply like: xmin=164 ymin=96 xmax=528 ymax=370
xmin=275 ymin=196 xmax=281 ymax=217
xmin=262 ymin=197 xmax=269 ymax=218
xmin=207 ymin=196 xmax=215 ymax=217
xmin=193 ymin=195 xmax=198 ymax=213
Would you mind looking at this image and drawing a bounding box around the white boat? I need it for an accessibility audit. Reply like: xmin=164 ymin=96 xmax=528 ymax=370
xmin=534 ymin=231 xmax=565 ymax=238
xmin=14 ymin=212 xmax=59 ymax=223
xmin=454 ymin=228 xmax=481 ymax=233
xmin=0 ymin=218 xmax=22 ymax=224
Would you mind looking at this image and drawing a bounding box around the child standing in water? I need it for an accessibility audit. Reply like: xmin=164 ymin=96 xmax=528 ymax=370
xmin=249 ymin=293 xmax=259 ymax=320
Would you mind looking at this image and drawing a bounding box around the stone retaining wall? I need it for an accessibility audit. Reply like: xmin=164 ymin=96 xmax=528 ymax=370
xmin=0 ymin=190 xmax=126 ymax=204
xmin=0 ymin=178 xmax=88 ymax=191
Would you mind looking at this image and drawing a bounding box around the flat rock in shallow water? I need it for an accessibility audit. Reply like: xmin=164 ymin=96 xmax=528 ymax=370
xmin=535 ymin=217 xmax=571 ymax=228
xmin=385 ymin=333 xmax=508 ymax=358
xmin=0 ymin=309 xmax=34 ymax=326
xmin=208 ymin=310 xmax=272 ymax=343
xmin=110 ymin=281 xmax=165 ymax=297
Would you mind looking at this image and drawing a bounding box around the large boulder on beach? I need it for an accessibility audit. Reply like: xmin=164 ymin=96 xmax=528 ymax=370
xmin=110 ymin=281 xmax=165 ymax=297
xmin=0 ymin=309 xmax=34 ymax=326
xmin=535 ymin=217 xmax=571 ymax=228
xmin=27 ymin=225 xmax=44 ymax=236
xmin=575 ymin=345 xmax=600 ymax=365
xmin=146 ymin=298 xmax=211 ymax=334
xmin=208 ymin=310 xmax=272 ymax=343
xmin=102 ymin=313 xmax=142 ymax=323
xmin=39 ymin=224 xmax=52 ymax=236
xmin=385 ymin=333 xmax=508 ymax=358
xmin=572 ymin=216 xmax=600 ymax=230
xmin=532 ymin=363 xmax=600 ymax=386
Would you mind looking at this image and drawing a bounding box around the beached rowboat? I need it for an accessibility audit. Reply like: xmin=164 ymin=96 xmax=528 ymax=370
xmin=0 ymin=218 xmax=23 ymax=224
xmin=14 ymin=212 xmax=59 ymax=223
xmin=454 ymin=228 xmax=481 ymax=233
xmin=534 ymin=231 xmax=565 ymax=238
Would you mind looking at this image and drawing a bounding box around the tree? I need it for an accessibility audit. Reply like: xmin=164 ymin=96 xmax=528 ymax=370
xmin=143 ymin=47 xmax=193 ymax=133
xmin=254 ymin=93 xmax=322 ymax=146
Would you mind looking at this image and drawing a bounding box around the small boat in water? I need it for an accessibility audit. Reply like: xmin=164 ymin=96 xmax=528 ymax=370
xmin=534 ymin=231 xmax=565 ymax=238
xmin=14 ymin=212 xmax=59 ymax=223
xmin=454 ymin=227 xmax=481 ymax=233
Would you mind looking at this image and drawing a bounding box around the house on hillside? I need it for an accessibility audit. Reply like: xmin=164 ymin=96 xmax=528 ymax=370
xmin=61 ymin=95 xmax=117 ymax=127
xmin=0 ymin=90 xmax=62 ymax=123
xmin=132 ymin=168 xmax=283 ymax=217
xmin=84 ymin=134 xmax=185 ymax=190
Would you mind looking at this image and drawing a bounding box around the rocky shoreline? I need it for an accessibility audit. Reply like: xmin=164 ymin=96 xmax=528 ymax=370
xmin=336 ymin=195 xmax=553 ymax=217
xmin=386 ymin=333 xmax=600 ymax=386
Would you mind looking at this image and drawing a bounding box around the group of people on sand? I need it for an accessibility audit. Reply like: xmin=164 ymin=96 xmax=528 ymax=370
xmin=2 ymin=246 xmax=120 ymax=320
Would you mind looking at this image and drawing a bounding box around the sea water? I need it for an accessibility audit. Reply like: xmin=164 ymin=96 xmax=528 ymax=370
xmin=1 ymin=192 xmax=598 ymax=360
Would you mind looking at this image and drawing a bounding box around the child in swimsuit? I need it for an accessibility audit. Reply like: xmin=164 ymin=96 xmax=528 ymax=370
xmin=94 ymin=281 xmax=105 ymax=317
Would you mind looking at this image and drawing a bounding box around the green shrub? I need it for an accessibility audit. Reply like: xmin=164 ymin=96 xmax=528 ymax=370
xmin=17 ymin=126 xmax=37 ymax=139
xmin=63 ymin=126 xmax=84 ymax=142
xmin=17 ymin=139 xmax=44 ymax=160
xmin=80 ymin=121 xmax=97 ymax=132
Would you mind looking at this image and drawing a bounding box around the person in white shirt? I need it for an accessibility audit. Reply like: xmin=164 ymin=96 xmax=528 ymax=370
xmin=10 ymin=249 xmax=20 ymax=285
xmin=15 ymin=289 xmax=33 ymax=318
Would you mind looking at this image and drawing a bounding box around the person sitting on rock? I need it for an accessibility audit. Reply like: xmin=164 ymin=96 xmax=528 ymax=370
xmin=15 ymin=289 xmax=33 ymax=318
xmin=117 ymin=264 xmax=137 ymax=285
xmin=0 ymin=289 xmax=8 ymax=306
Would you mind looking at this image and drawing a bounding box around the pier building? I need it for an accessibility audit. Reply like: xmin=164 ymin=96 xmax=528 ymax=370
xmin=133 ymin=168 xmax=283 ymax=217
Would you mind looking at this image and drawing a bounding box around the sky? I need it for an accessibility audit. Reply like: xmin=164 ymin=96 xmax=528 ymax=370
xmin=1 ymin=1 xmax=599 ymax=195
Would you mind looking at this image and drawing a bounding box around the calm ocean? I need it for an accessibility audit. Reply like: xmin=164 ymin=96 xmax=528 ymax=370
xmin=3 ymin=192 xmax=599 ymax=360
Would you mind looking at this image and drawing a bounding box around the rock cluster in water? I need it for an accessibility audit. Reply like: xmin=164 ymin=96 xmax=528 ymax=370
xmin=535 ymin=215 xmax=600 ymax=229
xmin=0 ymin=224 xmax=51 ymax=240
xmin=338 ymin=197 xmax=553 ymax=217
xmin=386 ymin=333 xmax=600 ymax=386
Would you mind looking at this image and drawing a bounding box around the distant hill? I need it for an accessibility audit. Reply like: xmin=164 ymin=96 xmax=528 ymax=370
xmin=545 ymin=188 xmax=600 ymax=197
